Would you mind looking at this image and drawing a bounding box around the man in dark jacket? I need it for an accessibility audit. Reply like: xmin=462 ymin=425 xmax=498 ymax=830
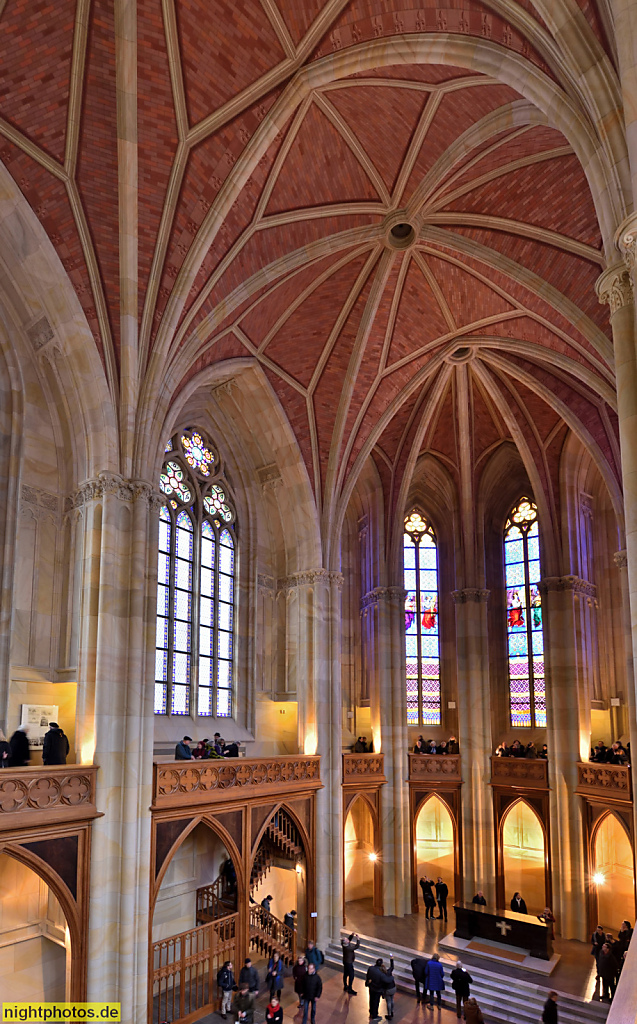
xmin=216 ymin=960 xmax=236 ymax=1019
xmin=435 ymin=877 xmax=449 ymax=921
xmin=224 ymin=740 xmax=239 ymax=757
xmin=301 ymin=963 xmax=322 ymax=1024
xmin=472 ymin=891 xmax=487 ymax=906
xmin=42 ymin=723 xmax=69 ymax=765
xmin=419 ymin=877 xmax=436 ymax=918
xmin=411 ymin=957 xmax=428 ymax=1003
xmin=366 ymin=958 xmax=393 ymax=1021
xmin=284 ymin=909 xmax=296 ymax=930
xmin=450 ymin=961 xmax=472 ymax=1017
xmin=541 ymin=991 xmax=558 ymax=1023
xmin=238 ymin=958 xmax=259 ymax=993
xmin=8 ymin=726 xmax=30 ymax=767
xmin=597 ymin=943 xmax=617 ymax=1001
xmin=341 ymin=932 xmax=359 ymax=994
xmin=231 ymin=983 xmax=255 ymax=1022
xmin=511 ymin=892 xmax=528 ymax=914
xmin=175 ymin=735 xmax=192 ymax=759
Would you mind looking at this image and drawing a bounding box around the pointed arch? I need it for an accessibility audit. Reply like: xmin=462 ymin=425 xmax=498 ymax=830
xmin=590 ymin=810 xmax=635 ymax=933
xmin=499 ymin=798 xmax=548 ymax=914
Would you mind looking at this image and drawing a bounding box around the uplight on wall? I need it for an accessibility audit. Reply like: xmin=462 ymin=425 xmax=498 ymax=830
xmin=80 ymin=736 xmax=96 ymax=764
xmin=303 ymin=729 xmax=318 ymax=756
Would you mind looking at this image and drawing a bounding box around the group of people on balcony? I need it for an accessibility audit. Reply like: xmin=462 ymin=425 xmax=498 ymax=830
xmin=352 ymin=736 xmax=374 ymax=752
xmin=590 ymin=739 xmax=630 ymax=765
xmin=413 ymin=735 xmax=459 ymax=755
xmin=494 ymin=739 xmax=547 ymax=759
xmin=174 ymin=732 xmax=239 ymax=759
xmin=0 ymin=721 xmax=69 ymax=767
xmin=591 ymin=919 xmax=633 ymax=1002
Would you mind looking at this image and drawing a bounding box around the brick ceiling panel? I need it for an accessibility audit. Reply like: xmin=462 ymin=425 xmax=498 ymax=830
xmin=326 ymin=85 xmax=427 ymax=193
xmin=466 ymin=318 xmax=605 ymax=379
xmin=385 ymin=258 xmax=451 ymax=367
xmin=372 ymin=387 xmax=422 ymax=466
xmin=471 ymin=374 xmax=507 ymax=460
xmin=181 ymin=333 xmax=250 ymax=391
xmin=77 ymin=0 xmax=119 ymax=357
xmin=263 ymin=369 xmax=316 ymax=488
xmin=402 ymin=84 xmax=522 ymax=202
xmin=138 ymin=0 xmax=179 ymax=322
xmin=276 ymin=0 xmax=325 ymax=44
xmin=443 ymin=155 xmax=602 ymax=247
xmin=265 ymin=102 xmax=383 ymax=214
xmin=425 ymin=253 xmax=516 ymax=326
xmin=263 ymin=252 xmax=373 ymax=386
xmin=425 ymin=380 xmax=458 ymax=468
xmin=0 ymin=0 xmax=75 ymax=162
xmin=175 ymin=0 xmax=286 ymax=125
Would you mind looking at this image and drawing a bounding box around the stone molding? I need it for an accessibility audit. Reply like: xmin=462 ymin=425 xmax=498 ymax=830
xmin=20 ymin=484 xmax=60 ymax=519
xmin=539 ymin=575 xmax=596 ymax=598
xmin=153 ymin=755 xmax=321 ymax=809
xmin=614 ymin=549 xmax=628 ymax=569
xmin=0 ymin=765 xmax=99 ymax=827
xmin=277 ymin=568 xmax=344 ymax=592
xmin=26 ymin=315 xmax=54 ymax=351
xmin=342 ymin=752 xmax=386 ymax=782
xmin=257 ymin=573 xmax=275 ymax=592
xmin=211 ymin=377 xmax=238 ymax=398
xmin=617 ymin=212 xmax=637 ymax=273
xmin=408 ymin=753 xmax=461 ymax=781
xmin=360 ymin=586 xmax=407 ymax=610
xmin=596 ymin=263 xmax=633 ymax=314
xmin=451 ymin=588 xmax=490 ymax=604
xmin=257 ymin=463 xmax=282 ymax=493
xmin=576 ymin=761 xmax=632 ymax=802
xmin=490 ymin=755 xmax=548 ymax=788
xmin=68 ymin=473 xmax=162 ymax=510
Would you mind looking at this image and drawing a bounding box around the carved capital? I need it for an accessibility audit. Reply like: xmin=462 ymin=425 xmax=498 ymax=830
xmin=360 ymin=587 xmax=389 ymax=610
xmin=212 ymin=377 xmax=238 ymax=399
xmin=616 ymin=212 xmax=637 ymax=273
xmin=71 ymin=473 xmax=159 ymax=509
xmin=258 ymin=573 xmax=275 ymax=592
xmin=539 ymin=575 xmax=596 ymax=598
xmin=614 ymin=549 xmax=628 ymax=569
xmin=277 ymin=568 xmax=344 ymax=592
xmin=451 ymin=588 xmax=490 ymax=604
xmin=596 ymin=263 xmax=634 ymax=314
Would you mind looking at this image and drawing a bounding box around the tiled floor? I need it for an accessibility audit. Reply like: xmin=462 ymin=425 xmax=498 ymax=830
xmin=344 ymin=899 xmax=599 ymax=1000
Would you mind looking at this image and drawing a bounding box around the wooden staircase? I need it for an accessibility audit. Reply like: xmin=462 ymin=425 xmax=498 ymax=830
xmin=196 ymin=873 xmax=237 ymax=925
xmin=248 ymin=809 xmax=302 ymax=964
xmin=249 ymin=903 xmax=296 ymax=965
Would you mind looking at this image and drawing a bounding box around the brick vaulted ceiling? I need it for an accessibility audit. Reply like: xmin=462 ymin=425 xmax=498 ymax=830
xmin=0 ymin=0 xmax=622 ymax=543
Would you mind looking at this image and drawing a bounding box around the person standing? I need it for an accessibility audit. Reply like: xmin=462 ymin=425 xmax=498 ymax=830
xmin=305 ymin=939 xmax=324 ymax=971
xmin=216 ymin=960 xmax=236 ymax=1020
xmin=381 ymin=956 xmax=396 ymax=1020
xmin=341 ymin=932 xmax=359 ymax=994
xmin=411 ymin=957 xmax=428 ymax=1004
xmin=597 ymin=943 xmax=617 ymax=1002
xmin=8 ymin=725 xmax=30 ymax=767
xmin=174 ymin=735 xmax=192 ymax=759
xmin=450 ymin=961 xmax=472 ymax=1018
xmin=238 ymin=958 xmax=259 ymax=994
xmin=293 ymin=956 xmax=307 ymax=1008
xmin=420 ymin=876 xmax=436 ymax=919
xmin=265 ymin=995 xmax=283 ymax=1023
xmin=424 ymin=953 xmax=445 ymax=1008
xmin=231 ymin=982 xmax=255 ymax=1022
xmin=301 ymin=962 xmax=322 ymax=1024
xmin=472 ymin=892 xmax=487 ymax=906
xmin=266 ymin=951 xmax=284 ymax=1000
xmin=0 ymin=729 xmax=10 ymax=767
xmin=284 ymin=908 xmax=297 ymax=930
xmin=261 ymin=894 xmax=274 ymax=913
xmin=42 ymin=722 xmax=69 ymax=765
xmin=510 ymin=892 xmax=527 ymax=914
xmin=366 ymin=958 xmax=392 ymax=1022
xmin=462 ymin=997 xmax=484 ymax=1024
xmin=436 ymin=877 xmax=449 ymax=921
xmin=541 ymin=991 xmax=558 ymax=1023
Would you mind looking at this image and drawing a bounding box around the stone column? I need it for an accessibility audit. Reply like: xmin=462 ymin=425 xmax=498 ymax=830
xmin=279 ymin=568 xmax=344 ymax=947
xmin=614 ymin=549 xmax=637 ymax=846
xmin=361 ymin=586 xmax=410 ymax=917
xmin=541 ymin=576 xmax=595 ymax=940
xmin=452 ymin=588 xmax=495 ymax=904
xmin=73 ymin=474 xmax=158 ymax=1020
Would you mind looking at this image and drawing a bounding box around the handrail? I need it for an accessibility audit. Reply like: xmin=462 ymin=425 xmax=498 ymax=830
xmin=249 ymin=904 xmax=296 ymax=961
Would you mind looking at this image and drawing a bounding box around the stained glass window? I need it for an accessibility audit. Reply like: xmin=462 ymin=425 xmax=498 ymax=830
xmin=403 ymin=510 xmax=441 ymax=726
xmin=504 ymin=498 xmax=545 ymax=728
xmin=155 ymin=429 xmax=236 ymax=719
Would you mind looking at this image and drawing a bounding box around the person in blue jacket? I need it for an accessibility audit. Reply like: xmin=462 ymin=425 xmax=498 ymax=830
xmin=267 ymin=951 xmax=285 ymax=999
xmin=425 ymin=953 xmax=445 ymax=1008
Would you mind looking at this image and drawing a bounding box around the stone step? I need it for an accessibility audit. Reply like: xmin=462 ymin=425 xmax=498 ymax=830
xmin=324 ymin=932 xmax=609 ymax=1024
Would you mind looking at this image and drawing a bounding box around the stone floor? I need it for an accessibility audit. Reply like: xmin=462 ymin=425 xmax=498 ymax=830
xmin=344 ymin=899 xmax=599 ymax=1000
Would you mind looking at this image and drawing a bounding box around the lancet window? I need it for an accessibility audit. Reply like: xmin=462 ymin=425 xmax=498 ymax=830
xmin=504 ymin=498 xmax=546 ymax=728
xmin=155 ymin=430 xmax=236 ymax=718
xmin=403 ymin=510 xmax=441 ymax=726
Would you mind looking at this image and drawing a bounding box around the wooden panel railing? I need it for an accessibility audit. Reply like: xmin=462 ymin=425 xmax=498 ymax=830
xmin=490 ymin=755 xmax=549 ymax=789
xmin=0 ymin=764 xmax=99 ymax=829
xmin=152 ymin=755 xmax=321 ymax=810
xmin=196 ymin=877 xmax=237 ymax=924
xmin=249 ymin=904 xmax=296 ymax=965
xmin=343 ymin=752 xmax=386 ymax=783
xmin=576 ymin=761 xmax=632 ymax=802
xmin=151 ymin=913 xmax=237 ymax=1024
xmin=408 ymin=753 xmax=461 ymax=782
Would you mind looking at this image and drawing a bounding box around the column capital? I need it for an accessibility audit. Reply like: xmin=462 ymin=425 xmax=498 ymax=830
xmin=614 ymin=549 xmax=628 ymax=569
xmin=615 ymin=211 xmax=637 ymax=272
xmin=360 ymin=586 xmax=406 ymax=610
xmin=596 ymin=262 xmax=634 ymax=314
xmin=276 ymin=568 xmax=344 ymax=592
xmin=68 ymin=473 xmax=160 ymax=510
xmin=451 ymin=587 xmax=490 ymax=604
xmin=539 ymin=575 xmax=596 ymax=598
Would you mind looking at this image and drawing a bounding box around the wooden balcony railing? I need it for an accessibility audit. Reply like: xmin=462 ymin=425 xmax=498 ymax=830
xmin=152 ymin=755 xmax=321 ymax=810
xmin=249 ymin=903 xmax=296 ymax=965
xmin=408 ymin=752 xmax=461 ymax=782
xmin=343 ymin=752 xmax=386 ymax=784
xmin=152 ymin=913 xmax=237 ymax=1024
xmin=490 ymin=755 xmax=549 ymax=789
xmin=576 ymin=761 xmax=632 ymax=802
xmin=0 ymin=764 xmax=99 ymax=829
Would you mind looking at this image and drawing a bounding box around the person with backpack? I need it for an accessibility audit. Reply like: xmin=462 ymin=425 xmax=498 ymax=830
xmin=305 ymin=939 xmax=324 ymax=971
xmin=216 ymin=959 xmax=236 ymax=1020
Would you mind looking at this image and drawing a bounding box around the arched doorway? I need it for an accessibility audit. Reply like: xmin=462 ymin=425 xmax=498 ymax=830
xmin=344 ymin=796 xmax=378 ymax=912
xmin=593 ymin=813 xmax=635 ymax=932
xmin=414 ymin=795 xmax=455 ymax=905
xmin=501 ymin=800 xmax=546 ymax=914
xmin=0 ymin=851 xmax=71 ymax=1002
xmin=250 ymin=806 xmax=308 ymax=964
xmin=151 ymin=820 xmax=240 ymax=1024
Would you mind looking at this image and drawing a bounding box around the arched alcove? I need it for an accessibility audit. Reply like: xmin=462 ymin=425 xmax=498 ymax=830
xmin=593 ymin=813 xmax=635 ymax=932
xmin=0 ymin=852 xmax=70 ymax=1002
xmin=502 ymin=800 xmax=546 ymax=914
xmin=344 ymin=797 xmax=376 ymax=906
xmin=415 ymin=795 xmax=455 ymax=891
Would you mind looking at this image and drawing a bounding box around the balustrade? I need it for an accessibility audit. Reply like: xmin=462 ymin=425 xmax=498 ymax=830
xmin=151 ymin=914 xmax=237 ymax=1024
xmin=575 ymin=761 xmax=632 ymax=802
xmin=248 ymin=903 xmax=296 ymax=964
xmin=0 ymin=764 xmax=99 ymax=829
xmin=408 ymin=752 xmax=461 ymax=782
xmin=490 ymin=755 xmax=549 ymax=789
xmin=152 ymin=755 xmax=321 ymax=809
xmin=342 ymin=751 xmax=386 ymax=783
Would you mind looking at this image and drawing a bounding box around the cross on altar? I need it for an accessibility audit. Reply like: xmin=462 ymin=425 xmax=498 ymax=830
xmin=496 ymin=920 xmax=512 ymax=937
xmin=453 ymin=903 xmax=552 ymax=960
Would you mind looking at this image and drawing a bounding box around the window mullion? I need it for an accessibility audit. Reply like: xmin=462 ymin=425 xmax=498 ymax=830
xmin=168 ymin=513 xmax=176 ymax=714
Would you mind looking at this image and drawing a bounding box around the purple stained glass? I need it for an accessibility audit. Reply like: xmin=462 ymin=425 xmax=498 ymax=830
xmin=159 ymin=517 xmax=171 ymax=553
xmin=505 ymin=498 xmax=545 ymax=728
xmin=175 ymin=559 xmax=192 ymax=592
xmin=403 ymin=518 xmax=441 ymax=726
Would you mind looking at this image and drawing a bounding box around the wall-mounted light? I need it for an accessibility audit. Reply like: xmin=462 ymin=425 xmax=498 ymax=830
xmin=368 ymin=852 xmax=378 ymax=863
xmin=593 ymin=872 xmax=606 ymax=886
xmin=295 ymin=862 xmax=303 ymax=875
